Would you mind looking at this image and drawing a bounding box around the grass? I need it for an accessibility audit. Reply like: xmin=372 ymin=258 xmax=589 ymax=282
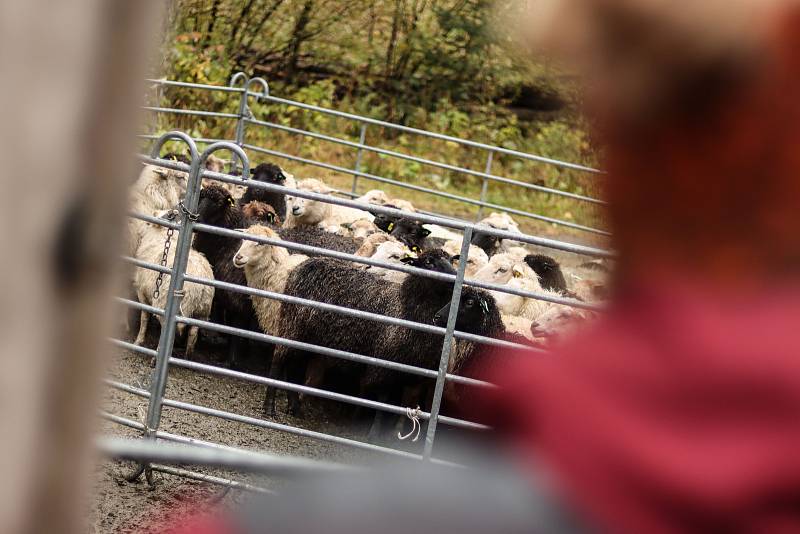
xmin=143 ymin=83 xmax=609 ymax=248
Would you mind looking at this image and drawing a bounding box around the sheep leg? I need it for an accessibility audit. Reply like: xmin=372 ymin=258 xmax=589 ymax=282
xmin=134 ymin=310 xmax=150 ymax=346
xmin=185 ymin=326 xmax=199 ymax=359
xmin=367 ymin=392 xmax=391 ymax=442
xmin=263 ymin=349 xmax=285 ymax=416
xmin=299 ymin=357 xmax=326 ymax=404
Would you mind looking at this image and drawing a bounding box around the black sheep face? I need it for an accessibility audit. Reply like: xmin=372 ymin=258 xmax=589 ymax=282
xmin=471 ymin=231 xmax=501 ymax=256
xmin=252 ymin=163 xmax=287 ymax=185
xmin=245 ymin=163 xmax=287 ymax=203
xmin=401 ymin=249 xmax=456 ymax=275
xmin=390 ymin=218 xmax=431 ymax=253
xmin=524 ymin=254 xmax=568 ymax=293
xmin=161 ymin=152 xmax=191 ymax=165
xmin=433 ymin=288 xmax=500 ymax=334
xmin=371 ymin=206 xmax=400 ymax=233
xmin=198 ymin=185 xmax=236 ymax=227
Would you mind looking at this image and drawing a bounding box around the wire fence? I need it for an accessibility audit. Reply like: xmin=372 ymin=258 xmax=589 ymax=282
xmin=105 ymin=73 xmax=611 ymax=492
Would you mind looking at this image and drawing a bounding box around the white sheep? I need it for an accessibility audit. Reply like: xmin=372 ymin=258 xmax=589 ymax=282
xmin=355 ymin=189 xmax=417 ymax=213
xmin=129 ymin=164 xmax=187 ymax=215
xmin=472 ymin=253 xmax=529 ymax=286
xmin=356 ymin=189 xmax=391 ymax=206
xmin=337 ymin=218 xmax=380 ymax=239
xmin=474 ymin=212 xmax=526 ymax=254
xmin=233 ymin=225 xmax=309 ymax=337
xmin=530 ymin=304 xmax=594 ymax=339
xmin=354 ymin=232 xmax=397 ymax=258
xmin=127 ymin=164 xmax=188 ymax=257
xmin=442 ymin=240 xmax=489 ymax=276
xmin=502 ymin=314 xmax=537 ymax=342
xmin=132 ymin=215 xmax=215 ymax=357
xmin=362 ymin=240 xmax=415 ymax=284
xmin=284 ymin=178 xmax=374 ymax=233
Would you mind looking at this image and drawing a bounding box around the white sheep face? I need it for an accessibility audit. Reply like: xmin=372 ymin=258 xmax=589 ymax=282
xmin=233 ymin=237 xmax=270 ymax=268
xmin=286 ymin=195 xmax=308 ymax=218
xmin=531 ymin=306 xmax=591 ymax=338
xmin=473 ymin=256 xmax=516 ymax=285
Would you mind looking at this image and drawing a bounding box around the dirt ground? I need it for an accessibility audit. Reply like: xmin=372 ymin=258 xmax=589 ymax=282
xmin=91 ymin=241 xmax=606 ymax=533
xmin=92 ymin=332 xmax=389 ymax=533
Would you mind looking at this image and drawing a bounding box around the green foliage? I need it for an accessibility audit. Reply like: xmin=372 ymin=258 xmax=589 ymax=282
xmin=150 ymin=0 xmax=604 ymax=241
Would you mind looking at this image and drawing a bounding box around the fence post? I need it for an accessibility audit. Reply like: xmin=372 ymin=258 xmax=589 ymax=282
xmin=476 ymin=150 xmax=494 ymax=221
xmin=350 ymin=122 xmax=368 ymax=195
xmin=229 ymin=72 xmax=269 ymax=173
xmin=422 ymin=226 xmax=473 ymax=460
xmin=127 ymin=134 xmax=251 ymax=485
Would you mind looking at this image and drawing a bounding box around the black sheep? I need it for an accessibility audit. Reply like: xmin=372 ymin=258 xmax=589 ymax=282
xmin=193 ymin=185 xmax=259 ymax=369
xmin=268 ymin=258 xmax=400 ymax=416
xmin=432 ymin=287 xmax=508 ymax=417
xmin=388 ymin=217 xmax=431 ymax=253
xmin=370 ymin=204 xmax=401 ymax=233
xmin=524 ymin=254 xmax=582 ymax=300
xmin=360 ymin=249 xmax=459 ymax=438
xmin=470 ymin=231 xmax=502 ymax=257
xmin=268 ymin=249 xmax=459 ymax=438
xmin=276 ymin=226 xmax=363 ymax=257
xmin=239 ymin=162 xmax=290 ymax=220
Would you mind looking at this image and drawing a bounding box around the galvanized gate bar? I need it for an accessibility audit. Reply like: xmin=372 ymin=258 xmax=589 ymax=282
xmin=145 ymin=75 xmax=601 ymax=174
xmin=113 ymin=70 xmax=610 ymax=482
xmin=244 ymin=117 xmax=605 ymax=206
xmin=424 ymin=227 xmax=473 ymax=459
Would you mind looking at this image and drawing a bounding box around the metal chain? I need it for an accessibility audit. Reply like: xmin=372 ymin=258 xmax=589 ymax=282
xmin=153 ymin=210 xmax=178 ymax=301
xmin=179 ymin=200 xmax=199 ymax=221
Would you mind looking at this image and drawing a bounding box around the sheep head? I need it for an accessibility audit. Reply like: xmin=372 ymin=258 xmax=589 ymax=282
xmin=389 ymin=217 xmax=430 ymax=253
xmin=473 ymin=255 xmax=517 ymax=285
xmin=433 ymin=287 xmax=502 ymax=337
xmin=524 ymin=254 xmax=568 ymax=293
xmin=242 ymin=200 xmax=280 ymax=225
xmin=285 ymin=178 xmax=334 ymax=224
xmin=197 ymin=185 xmax=237 ymax=226
xmin=400 ymin=249 xmax=455 ymax=275
xmin=233 ymin=225 xmax=281 ymax=268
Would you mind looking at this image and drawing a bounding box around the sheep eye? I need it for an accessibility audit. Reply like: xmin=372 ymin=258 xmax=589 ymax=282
xmin=496 ymin=268 xmax=507 ymax=274
xmin=465 ymin=299 xmax=474 ymax=306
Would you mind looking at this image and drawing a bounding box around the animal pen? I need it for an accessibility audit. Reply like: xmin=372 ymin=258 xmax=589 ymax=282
xmin=104 ymin=72 xmax=613 ymax=492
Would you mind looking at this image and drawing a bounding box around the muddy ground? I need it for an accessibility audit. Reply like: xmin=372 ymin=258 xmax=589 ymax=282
xmin=91 ymin=243 xmax=605 ymax=532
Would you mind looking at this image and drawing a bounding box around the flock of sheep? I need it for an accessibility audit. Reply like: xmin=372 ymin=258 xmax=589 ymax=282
xmin=125 ymin=152 xmax=607 ymax=438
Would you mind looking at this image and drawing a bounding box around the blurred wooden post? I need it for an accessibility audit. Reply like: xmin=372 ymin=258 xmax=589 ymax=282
xmin=0 ymin=2 xmax=162 ymax=533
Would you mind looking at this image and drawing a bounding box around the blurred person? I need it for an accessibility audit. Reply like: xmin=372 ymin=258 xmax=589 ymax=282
xmin=153 ymin=1 xmax=800 ymax=533
xmin=477 ymin=0 xmax=800 ymax=532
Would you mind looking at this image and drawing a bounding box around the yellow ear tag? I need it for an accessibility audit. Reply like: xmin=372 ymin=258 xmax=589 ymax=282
xmin=387 ymin=222 xmax=394 ymax=232
xmin=412 ymin=246 xmax=421 ymax=253
xmin=227 ymin=197 xmax=235 ymax=207
xmin=512 ymin=269 xmax=523 ymax=278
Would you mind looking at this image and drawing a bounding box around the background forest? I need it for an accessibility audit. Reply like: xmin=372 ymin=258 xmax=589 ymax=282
xmin=148 ymin=0 xmax=604 ymax=240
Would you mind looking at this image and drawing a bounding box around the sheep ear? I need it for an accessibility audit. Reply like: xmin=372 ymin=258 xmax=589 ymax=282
xmin=451 ymin=254 xmax=460 ymax=262
xmin=422 ymin=228 xmax=431 ymax=237
xmin=400 ymin=255 xmax=417 ymax=265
